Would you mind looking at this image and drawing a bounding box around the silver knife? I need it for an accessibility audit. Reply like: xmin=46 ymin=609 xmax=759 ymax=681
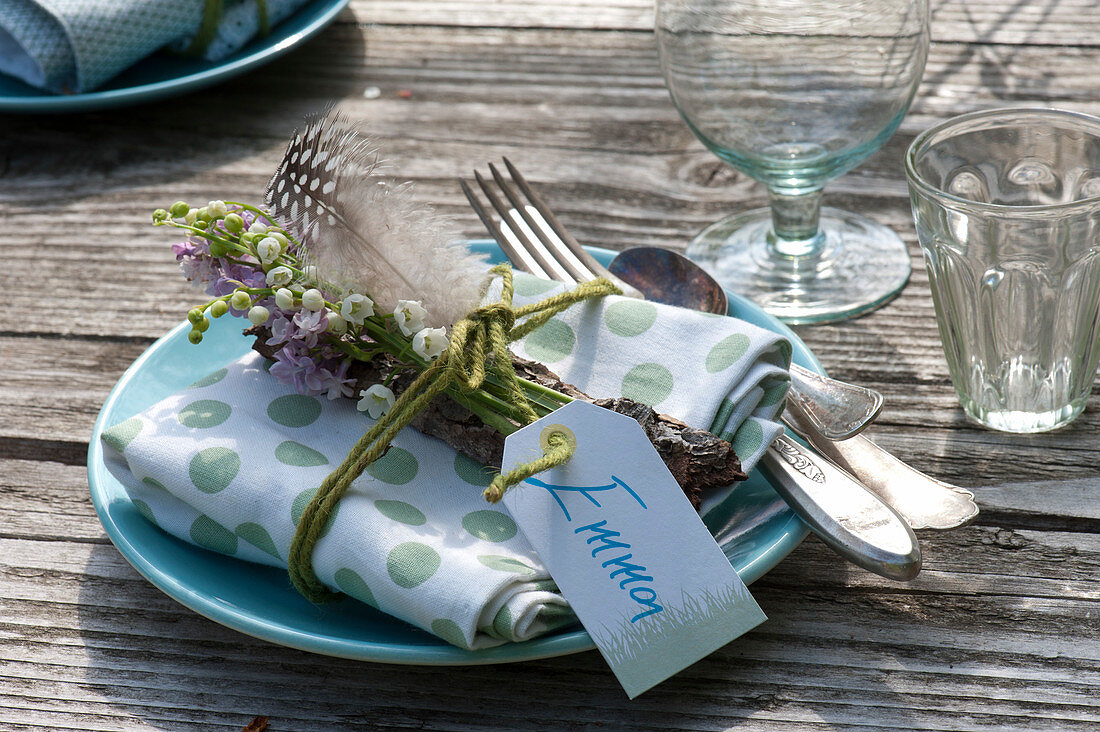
xmin=760 ymin=435 xmax=922 ymax=581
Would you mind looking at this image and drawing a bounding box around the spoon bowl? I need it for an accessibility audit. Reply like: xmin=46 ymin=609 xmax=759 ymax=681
xmin=608 ymin=246 xmax=729 ymax=314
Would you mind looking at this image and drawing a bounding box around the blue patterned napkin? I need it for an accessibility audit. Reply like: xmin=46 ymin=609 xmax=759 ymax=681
xmin=100 ymin=273 xmax=792 ymax=649
xmin=0 ymin=0 xmax=310 ymax=93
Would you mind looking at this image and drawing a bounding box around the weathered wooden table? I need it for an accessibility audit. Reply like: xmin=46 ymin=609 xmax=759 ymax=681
xmin=2 ymin=1 xmax=1098 ymax=729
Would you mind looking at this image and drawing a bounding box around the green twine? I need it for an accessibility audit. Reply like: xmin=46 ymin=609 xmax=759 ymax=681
xmin=183 ymin=0 xmax=271 ymax=57
xmin=287 ymin=266 xmax=620 ymax=602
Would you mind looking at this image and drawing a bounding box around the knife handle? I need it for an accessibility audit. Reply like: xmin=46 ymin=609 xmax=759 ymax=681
xmin=759 ymin=435 xmax=922 ymax=581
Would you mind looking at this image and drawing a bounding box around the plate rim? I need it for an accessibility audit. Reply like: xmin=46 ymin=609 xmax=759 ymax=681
xmin=87 ymin=241 xmax=817 ymax=665
xmin=0 ymin=0 xmax=351 ymax=113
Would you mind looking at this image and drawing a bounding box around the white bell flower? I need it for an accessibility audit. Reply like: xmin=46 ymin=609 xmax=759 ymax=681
xmin=412 ymin=326 xmax=448 ymax=360
xmin=301 ymin=288 xmax=325 ymax=311
xmin=394 ymin=299 xmax=428 ymax=336
xmin=257 ymin=237 xmax=282 ymax=264
xmin=340 ymin=293 xmax=375 ymax=324
xmin=266 ymin=266 xmax=293 ymax=287
xmin=357 ymin=384 xmax=395 ymax=419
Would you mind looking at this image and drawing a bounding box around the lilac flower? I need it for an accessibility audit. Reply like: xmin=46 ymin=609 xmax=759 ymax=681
xmin=292 ymin=308 xmax=329 ymax=349
xmin=269 ymin=347 xmax=323 ymax=394
xmin=317 ymin=358 xmax=354 ymax=401
xmin=266 ymin=311 xmax=295 ymax=347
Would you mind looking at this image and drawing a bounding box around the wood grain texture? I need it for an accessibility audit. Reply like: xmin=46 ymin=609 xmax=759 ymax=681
xmin=2 ymin=1 xmax=1099 ymax=729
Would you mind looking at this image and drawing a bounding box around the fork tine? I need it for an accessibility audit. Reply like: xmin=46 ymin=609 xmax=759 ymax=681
xmin=472 ymin=170 xmax=561 ymax=280
xmin=502 ymin=157 xmax=619 ymax=285
xmin=487 ymin=162 xmax=591 ymax=284
xmin=461 ymin=179 xmax=551 ymax=280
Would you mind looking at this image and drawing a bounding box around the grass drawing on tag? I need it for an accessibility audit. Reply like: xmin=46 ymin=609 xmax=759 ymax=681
xmin=592 ymin=583 xmax=758 ymax=671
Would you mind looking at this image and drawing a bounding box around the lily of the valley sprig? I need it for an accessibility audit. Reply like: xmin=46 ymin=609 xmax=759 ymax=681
xmin=152 ymin=196 xmax=572 ymax=436
xmin=153 ymin=199 xmax=451 ymax=406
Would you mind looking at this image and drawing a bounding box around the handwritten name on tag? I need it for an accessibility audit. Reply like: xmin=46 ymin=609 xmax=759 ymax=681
xmin=502 ymin=400 xmax=766 ymax=698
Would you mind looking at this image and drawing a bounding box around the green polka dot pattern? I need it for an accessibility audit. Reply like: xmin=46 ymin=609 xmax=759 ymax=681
xmin=706 ymin=333 xmax=751 ymax=373
xmin=188 ymin=447 xmax=240 ymax=493
xmin=620 ymin=363 xmax=674 ymax=406
xmin=462 ymin=510 xmax=518 ymax=542
xmin=477 ymin=555 xmax=536 ymax=575
xmin=523 ymin=318 xmax=575 ymax=363
xmin=375 ymin=500 xmax=426 ymax=526
xmin=291 ymin=487 xmax=315 ymax=526
xmin=178 ymin=399 xmax=232 ymax=429
xmin=732 ymin=419 xmax=765 ymax=458
xmin=101 ymin=417 xmax=143 ymax=453
xmin=604 ymin=300 xmax=657 ymax=337
xmin=491 ymin=604 xmax=513 ymax=639
xmin=514 ymin=275 xmax=559 ymax=297
xmin=235 ymin=522 xmax=280 ymax=559
xmin=759 ymin=380 xmax=790 ymax=408
xmin=266 ymin=394 xmax=322 ymax=427
xmin=453 ymin=452 xmax=494 ymax=487
xmin=132 ymin=499 xmax=157 ymax=526
xmin=188 ymin=368 xmax=228 ymax=389
xmin=366 ymin=447 xmax=419 ymax=485
xmin=387 ymin=542 xmax=441 ymax=588
xmin=540 ymin=603 xmax=577 ymax=631
xmin=334 ymin=567 xmax=378 ymax=608
xmin=290 ymin=486 xmax=339 ymax=537
xmin=275 ymin=440 xmax=329 ymax=467
xmin=430 ymin=618 xmax=469 ymax=649
xmin=189 ymin=515 xmax=237 ymax=555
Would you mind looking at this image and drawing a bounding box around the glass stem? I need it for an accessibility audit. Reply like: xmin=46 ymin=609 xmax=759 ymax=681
xmin=767 ymin=188 xmax=826 ymax=258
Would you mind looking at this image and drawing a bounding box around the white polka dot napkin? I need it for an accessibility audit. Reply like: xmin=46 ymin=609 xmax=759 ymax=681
xmin=101 ymin=274 xmax=791 ymax=649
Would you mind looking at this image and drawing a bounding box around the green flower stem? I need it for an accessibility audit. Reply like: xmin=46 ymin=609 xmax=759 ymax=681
xmin=226 ymin=201 xmax=276 ymax=222
xmin=161 ymin=221 xmax=252 ymax=257
xmin=444 ymin=388 xmax=525 ymax=435
xmin=479 ymin=375 xmax=560 ymax=418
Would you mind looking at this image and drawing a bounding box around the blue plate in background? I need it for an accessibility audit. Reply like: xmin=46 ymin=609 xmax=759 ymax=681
xmin=86 ymin=242 xmax=816 ymax=665
xmin=0 ymin=0 xmax=350 ymax=113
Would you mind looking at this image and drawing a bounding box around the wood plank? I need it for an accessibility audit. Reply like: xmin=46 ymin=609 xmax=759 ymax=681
xmin=347 ymin=0 xmax=1100 ymax=47
xmin=0 ymin=530 xmax=1095 ymax=731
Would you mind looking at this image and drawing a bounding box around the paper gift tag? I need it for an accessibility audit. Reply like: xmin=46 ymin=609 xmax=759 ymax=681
xmin=501 ymin=400 xmax=767 ymax=698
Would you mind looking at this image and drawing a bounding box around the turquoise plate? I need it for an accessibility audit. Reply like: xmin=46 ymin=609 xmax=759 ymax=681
xmin=0 ymin=0 xmax=350 ymax=113
xmin=87 ymin=242 xmax=817 ymax=665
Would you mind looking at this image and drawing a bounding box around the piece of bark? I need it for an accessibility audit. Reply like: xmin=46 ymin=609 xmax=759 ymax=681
xmin=248 ymin=329 xmax=745 ymax=507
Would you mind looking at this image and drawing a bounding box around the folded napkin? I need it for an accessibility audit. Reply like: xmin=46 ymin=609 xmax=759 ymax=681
xmin=101 ymin=273 xmax=792 ymax=649
xmin=0 ymin=0 xmax=310 ymax=93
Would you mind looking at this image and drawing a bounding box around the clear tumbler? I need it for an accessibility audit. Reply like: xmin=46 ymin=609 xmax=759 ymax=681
xmin=906 ymin=108 xmax=1100 ymax=432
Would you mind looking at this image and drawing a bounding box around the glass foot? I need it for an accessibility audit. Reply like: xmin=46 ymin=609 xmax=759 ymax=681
xmin=685 ymin=207 xmax=912 ymax=324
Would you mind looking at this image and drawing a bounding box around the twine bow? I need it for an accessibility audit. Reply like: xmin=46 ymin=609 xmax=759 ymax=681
xmin=287 ymin=265 xmax=620 ymax=602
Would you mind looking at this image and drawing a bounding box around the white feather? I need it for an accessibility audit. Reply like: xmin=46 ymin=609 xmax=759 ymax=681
xmin=265 ymin=112 xmax=490 ymax=329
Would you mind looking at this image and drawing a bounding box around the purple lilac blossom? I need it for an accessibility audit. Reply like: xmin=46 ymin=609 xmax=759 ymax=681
xmin=292 ymin=308 xmax=329 ymax=349
xmin=174 ymin=206 xmax=352 ymax=398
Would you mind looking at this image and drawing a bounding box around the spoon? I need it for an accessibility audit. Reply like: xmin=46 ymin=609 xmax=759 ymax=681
xmin=607 ymin=246 xmax=978 ymax=530
xmin=608 ymin=247 xmax=883 ymax=440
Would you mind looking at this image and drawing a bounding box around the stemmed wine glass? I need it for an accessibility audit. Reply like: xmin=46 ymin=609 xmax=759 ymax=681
xmin=656 ymin=0 xmax=929 ymax=323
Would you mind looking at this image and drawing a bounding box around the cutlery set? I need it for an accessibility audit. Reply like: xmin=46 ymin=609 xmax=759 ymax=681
xmin=462 ymin=159 xmax=979 ymax=581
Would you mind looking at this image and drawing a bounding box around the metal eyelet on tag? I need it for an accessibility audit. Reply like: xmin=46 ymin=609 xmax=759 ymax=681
xmin=539 ymin=424 xmax=576 ymax=452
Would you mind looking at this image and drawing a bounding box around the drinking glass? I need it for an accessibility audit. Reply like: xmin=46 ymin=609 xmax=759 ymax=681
xmin=656 ymin=0 xmax=929 ymax=323
xmin=906 ymin=108 xmax=1100 ymax=433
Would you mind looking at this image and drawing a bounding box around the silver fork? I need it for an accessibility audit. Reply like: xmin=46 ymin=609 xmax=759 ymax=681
xmin=461 ymin=158 xmax=882 ymax=441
